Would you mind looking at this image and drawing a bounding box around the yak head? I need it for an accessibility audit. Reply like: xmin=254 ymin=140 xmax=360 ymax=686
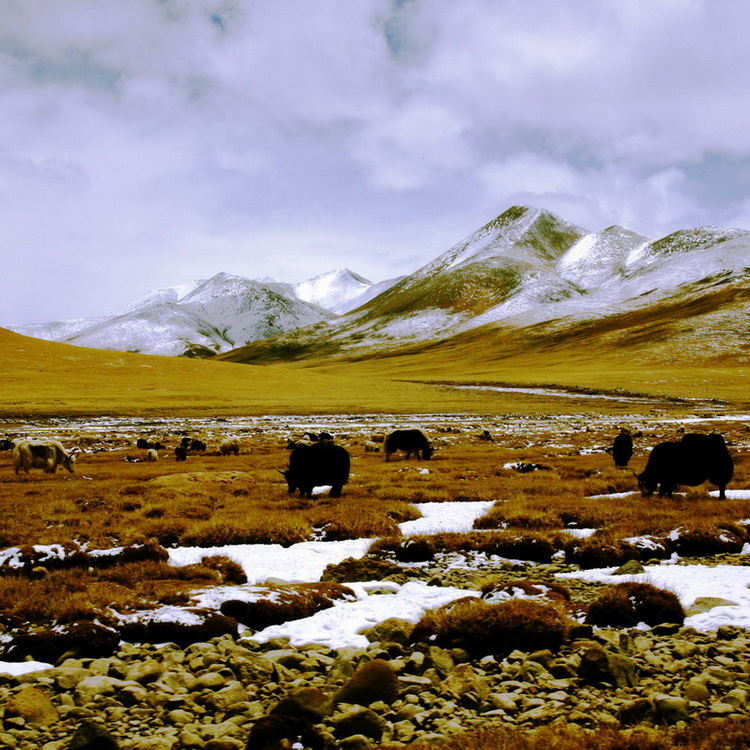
xmin=278 ymin=468 xmax=296 ymax=494
xmin=635 ymin=469 xmax=655 ymax=497
xmin=61 ymin=450 xmax=78 ymax=473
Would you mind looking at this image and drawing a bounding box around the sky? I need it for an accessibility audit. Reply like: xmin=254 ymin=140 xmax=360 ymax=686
xmin=3 ymin=0 xmax=750 ymax=324
xmin=4 ymin=497 xmax=750 ymax=676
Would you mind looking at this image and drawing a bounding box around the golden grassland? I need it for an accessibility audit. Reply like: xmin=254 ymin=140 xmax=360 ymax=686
xmin=2 ymin=326 xmax=749 ymax=417
xmin=0 ymin=423 xmax=748 ymax=627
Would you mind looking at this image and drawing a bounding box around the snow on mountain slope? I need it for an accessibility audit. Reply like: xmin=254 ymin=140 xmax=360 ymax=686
xmin=5 ymin=267 xmax=398 ymax=356
xmin=65 ymin=303 xmax=220 ymax=357
xmin=117 ymin=281 xmax=203 ymax=315
xmin=356 ymin=206 xmax=588 ymax=322
xmin=178 ymin=272 xmax=335 ymax=350
xmin=558 ymin=226 xmax=650 ymax=290
xmin=293 ymin=268 xmax=374 ymax=314
xmin=9 ymin=204 xmax=750 ymax=361
xmin=7 ymin=317 xmax=110 ymax=343
xmin=49 ymin=273 xmax=335 ymax=357
xmin=221 ymin=206 xmax=750 ymax=365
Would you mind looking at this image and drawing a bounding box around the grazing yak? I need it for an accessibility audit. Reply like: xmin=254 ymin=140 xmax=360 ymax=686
xmin=174 ymin=446 xmax=187 ymax=462
xmin=219 ymin=438 xmax=240 ymax=456
xmin=385 ymin=429 xmax=434 ymax=462
xmin=282 ymin=442 xmax=350 ymax=498
xmin=612 ymin=429 xmax=634 ymax=467
xmin=12 ymin=440 xmax=76 ymax=475
xmin=145 ymin=448 xmax=159 ymax=462
xmin=637 ymin=433 xmax=734 ymax=499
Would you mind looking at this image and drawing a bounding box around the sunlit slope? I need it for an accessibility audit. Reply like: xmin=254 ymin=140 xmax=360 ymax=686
xmin=221 ymin=271 xmax=750 ymax=406
xmin=0 ymin=328 xmax=510 ymax=417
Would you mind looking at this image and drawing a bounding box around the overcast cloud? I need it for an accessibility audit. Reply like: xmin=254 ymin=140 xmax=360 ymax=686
xmin=2 ymin=0 xmax=750 ymax=324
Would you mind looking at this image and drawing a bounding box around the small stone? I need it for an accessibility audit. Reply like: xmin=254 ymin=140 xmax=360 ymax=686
xmin=332 ymin=706 xmax=386 ymax=741
xmin=709 ymin=702 xmax=737 ymax=716
xmin=124 ymin=658 xmax=164 ymax=684
xmin=653 ymin=693 xmax=690 ymax=724
xmin=683 ymin=680 xmax=711 ymax=703
xmin=74 ymin=675 xmax=122 ymax=704
xmin=69 ymin=720 xmax=120 ymax=750
xmin=613 ymin=559 xmax=645 ymax=575
xmin=166 ymin=709 xmax=194 ymax=726
xmin=192 ymin=671 xmax=227 ymax=690
xmin=338 ymin=735 xmax=373 ymax=749
xmin=177 ymin=731 xmax=204 ymax=749
xmin=5 ymin=686 xmax=59 ymax=726
xmin=724 ymin=688 xmax=748 ymax=707
xmin=686 ymin=597 xmax=739 ymax=617
xmin=489 ymin=693 xmax=518 ymax=711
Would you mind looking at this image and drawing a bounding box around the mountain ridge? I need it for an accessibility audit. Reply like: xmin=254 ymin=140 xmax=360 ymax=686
xmin=8 ymin=204 xmax=750 ymax=363
xmin=217 ymin=205 xmax=750 ymax=367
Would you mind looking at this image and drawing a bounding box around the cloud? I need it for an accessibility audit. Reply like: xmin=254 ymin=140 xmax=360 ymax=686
xmin=1 ymin=0 xmax=749 ymax=323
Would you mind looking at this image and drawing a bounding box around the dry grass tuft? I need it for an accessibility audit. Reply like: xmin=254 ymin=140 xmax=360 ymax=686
xmin=586 ymin=582 xmax=685 ymax=628
xmin=219 ymin=582 xmax=355 ymax=629
xmin=385 ymin=718 xmax=750 ymax=749
xmin=412 ymin=597 xmax=574 ymax=658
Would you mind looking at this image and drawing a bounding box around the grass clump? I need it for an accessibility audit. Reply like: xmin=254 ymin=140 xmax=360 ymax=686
xmin=479 ymin=578 xmax=572 ymax=608
xmin=586 ymin=582 xmax=685 ymax=628
xmin=219 ymin=582 xmax=355 ymax=629
xmin=397 ymin=719 xmax=750 ymax=749
xmin=670 ymin=526 xmax=745 ymax=557
xmin=412 ymin=597 xmax=574 ymax=658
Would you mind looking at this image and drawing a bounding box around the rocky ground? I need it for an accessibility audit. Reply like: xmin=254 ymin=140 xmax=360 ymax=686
xmin=4 ymin=553 xmax=750 ymax=750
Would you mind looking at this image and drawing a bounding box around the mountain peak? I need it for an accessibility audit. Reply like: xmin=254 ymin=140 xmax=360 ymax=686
xmin=294 ymin=268 xmax=375 ymax=314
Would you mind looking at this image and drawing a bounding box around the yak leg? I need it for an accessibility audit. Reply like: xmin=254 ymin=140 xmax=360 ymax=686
xmin=658 ymin=482 xmax=677 ymax=497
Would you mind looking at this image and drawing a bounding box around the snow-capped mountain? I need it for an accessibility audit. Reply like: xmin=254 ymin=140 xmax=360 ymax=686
xmin=293 ymin=268 xmax=375 ymax=314
xmin=8 ymin=273 xmax=338 ymax=357
xmin=6 ymin=269 xmax=394 ymax=357
xmin=219 ymin=205 xmax=750 ymax=365
xmin=8 ymin=204 xmax=750 ymax=362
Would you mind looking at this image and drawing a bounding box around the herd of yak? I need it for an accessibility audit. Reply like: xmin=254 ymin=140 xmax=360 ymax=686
xmin=2 ymin=426 xmax=736 ymax=501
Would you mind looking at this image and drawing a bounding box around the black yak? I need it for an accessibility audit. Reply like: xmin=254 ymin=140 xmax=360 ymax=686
xmin=385 ymin=429 xmax=434 ymax=462
xmin=612 ymin=429 xmax=633 ymax=467
xmin=637 ymin=433 xmax=733 ymax=499
xmin=282 ymin=442 xmax=350 ymax=498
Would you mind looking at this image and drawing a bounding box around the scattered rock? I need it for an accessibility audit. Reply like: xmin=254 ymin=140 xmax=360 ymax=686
xmin=5 ymin=686 xmax=59 ymax=726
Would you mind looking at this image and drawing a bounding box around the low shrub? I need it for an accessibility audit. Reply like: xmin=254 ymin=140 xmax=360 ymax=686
xmin=412 ymin=597 xmax=573 ymax=658
xmin=670 ymin=527 xmax=744 ymax=557
xmin=586 ymin=582 xmax=685 ymax=628
xmin=479 ymin=534 xmax=555 ymax=563
xmin=119 ymin=610 xmax=238 ymax=647
xmin=410 ymin=719 xmax=750 ymax=749
xmin=393 ymin=538 xmax=435 ymax=562
xmin=480 ymin=579 xmax=572 ymax=608
xmin=219 ymin=582 xmax=355 ymax=629
xmin=565 ymin=537 xmax=641 ymax=569
xmin=181 ymin=523 xmax=306 ymax=547
xmin=141 ymin=522 xmax=187 ymax=548
xmin=200 ymin=555 xmax=247 ymax=584
xmin=623 ymin=535 xmax=672 ymax=561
